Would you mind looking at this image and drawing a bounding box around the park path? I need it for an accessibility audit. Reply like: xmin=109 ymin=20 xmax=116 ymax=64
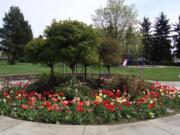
xmin=0 ymin=113 xmax=180 ymax=135
xmin=156 ymin=81 xmax=180 ymax=89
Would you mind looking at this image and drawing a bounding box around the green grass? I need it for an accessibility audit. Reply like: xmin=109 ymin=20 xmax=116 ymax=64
xmin=90 ymin=66 xmax=180 ymax=81
xmin=0 ymin=61 xmax=49 ymax=75
xmin=0 ymin=61 xmax=179 ymax=81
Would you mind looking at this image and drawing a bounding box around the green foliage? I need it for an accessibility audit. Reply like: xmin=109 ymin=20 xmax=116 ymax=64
xmin=26 ymin=38 xmax=46 ymax=64
xmin=92 ymin=0 xmax=137 ymax=41
xmin=26 ymin=73 xmax=73 ymax=93
xmin=152 ymin=12 xmax=172 ymax=64
xmin=174 ymin=16 xmax=180 ymax=59
xmin=78 ymin=28 xmax=100 ymax=65
xmin=27 ymin=75 xmax=50 ymax=92
xmin=97 ymin=75 xmax=149 ymax=98
xmin=160 ymin=94 xmax=180 ymax=109
xmin=26 ymin=38 xmax=57 ymax=77
xmin=0 ymin=6 xmax=33 ymax=65
xmin=140 ymin=17 xmax=152 ymax=61
xmin=125 ymin=25 xmax=144 ymax=58
xmin=56 ymin=78 xmax=90 ymax=100
xmin=0 ymin=78 xmax=179 ymax=124
xmin=45 ymin=20 xmax=100 ymax=74
xmin=99 ymin=38 xmax=121 ymax=74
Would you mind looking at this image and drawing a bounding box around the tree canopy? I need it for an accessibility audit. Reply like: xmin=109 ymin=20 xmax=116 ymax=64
xmin=140 ymin=17 xmax=152 ymax=61
xmin=174 ymin=16 xmax=180 ymax=59
xmin=92 ymin=0 xmax=137 ymax=41
xmin=152 ymin=13 xmax=172 ymax=64
xmin=26 ymin=38 xmax=57 ymax=77
xmin=99 ymin=38 xmax=121 ymax=74
xmin=125 ymin=25 xmax=143 ymax=59
xmin=0 ymin=6 xmax=33 ymax=64
xmin=45 ymin=20 xmax=100 ymax=74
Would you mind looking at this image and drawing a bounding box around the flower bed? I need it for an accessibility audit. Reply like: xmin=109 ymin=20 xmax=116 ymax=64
xmin=0 ymin=80 xmax=179 ymax=124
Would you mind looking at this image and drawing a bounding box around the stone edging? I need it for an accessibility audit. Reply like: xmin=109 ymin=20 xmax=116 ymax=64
xmin=0 ymin=74 xmax=41 ymax=81
xmin=0 ymin=73 xmax=135 ymax=81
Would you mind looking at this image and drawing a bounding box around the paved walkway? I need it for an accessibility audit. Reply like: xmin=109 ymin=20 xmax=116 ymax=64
xmin=156 ymin=81 xmax=180 ymax=89
xmin=0 ymin=114 xmax=180 ymax=135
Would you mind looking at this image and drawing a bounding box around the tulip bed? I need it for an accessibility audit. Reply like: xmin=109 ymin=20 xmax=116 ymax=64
xmin=0 ymin=79 xmax=180 ymax=124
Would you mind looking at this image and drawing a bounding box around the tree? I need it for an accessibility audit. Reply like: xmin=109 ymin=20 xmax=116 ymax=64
xmin=25 ymin=38 xmax=57 ymax=78
xmin=78 ymin=27 xmax=100 ymax=78
xmin=174 ymin=16 xmax=180 ymax=59
xmin=79 ymin=44 xmax=99 ymax=78
xmin=152 ymin=12 xmax=172 ymax=64
xmin=140 ymin=17 xmax=152 ymax=61
xmin=125 ymin=25 xmax=143 ymax=60
xmin=92 ymin=0 xmax=137 ymax=41
xmin=99 ymin=38 xmax=121 ymax=74
xmin=45 ymin=20 xmax=79 ymax=73
xmin=45 ymin=20 xmax=99 ymax=75
xmin=0 ymin=6 xmax=33 ymax=64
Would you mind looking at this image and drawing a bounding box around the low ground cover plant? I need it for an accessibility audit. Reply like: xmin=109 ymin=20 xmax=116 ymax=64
xmin=0 ymin=77 xmax=179 ymax=124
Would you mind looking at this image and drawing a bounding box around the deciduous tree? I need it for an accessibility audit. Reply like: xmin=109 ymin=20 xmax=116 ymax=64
xmin=26 ymin=38 xmax=57 ymax=78
xmin=92 ymin=0 xmax=137 ymax=41
xmin=45 ymin=20 xmax=99 ymax=75
xmin=99 ymin=38 xmax=121 ymax=74
xmin=125 ymin=25 xmax=143 ymax=60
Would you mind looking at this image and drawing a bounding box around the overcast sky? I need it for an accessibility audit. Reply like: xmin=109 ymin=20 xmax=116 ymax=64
xmin=0 ymin=0 xmax=180 ymax=37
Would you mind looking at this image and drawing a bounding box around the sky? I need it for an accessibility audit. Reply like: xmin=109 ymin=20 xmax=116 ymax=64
xmin=0 ymin=0 xmax=180 ymax=37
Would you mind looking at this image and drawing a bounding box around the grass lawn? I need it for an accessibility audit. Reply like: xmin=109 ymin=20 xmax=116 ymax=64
xmin=0 ymin=61 xmax=179 ymax=81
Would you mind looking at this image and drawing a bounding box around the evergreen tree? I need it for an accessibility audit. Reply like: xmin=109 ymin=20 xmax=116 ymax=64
xmin=140 ymin=17 xmax=152 ymax=62
xmin=152 ymin=13 xmax=172 ymax=64
xmin=0 ymin=6 xmax=33 ymax=64
xmin=174 ymin=16 xmax=180 ymax=59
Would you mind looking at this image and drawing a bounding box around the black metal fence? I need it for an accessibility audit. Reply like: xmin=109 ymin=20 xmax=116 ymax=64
xmin=0 ymin=73 xmax=136 ymax=82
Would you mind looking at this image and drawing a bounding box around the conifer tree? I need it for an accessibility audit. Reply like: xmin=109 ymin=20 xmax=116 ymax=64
xmin=174 ymin=16 xmax=180 ymax=59
xmin=152 ymin=13 xmax=172 ymax=64
xmin=0 ymin=6 xmax=33 ymax=64
xmin=140 ymin=17 xmax=152 ymax=62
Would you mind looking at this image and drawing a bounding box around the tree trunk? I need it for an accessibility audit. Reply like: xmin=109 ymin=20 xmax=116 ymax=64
xmin=98 ymin=57 xmax=101 ymax=77
xmin=50 ymin=64 xmax=55 ymax=78
xmin=70 ymin=64 xmax=75 ymax=74
xmin=107 ymin=65 xmax=111 ymax=74
xmin=47 ymin=64 xmax=59 ymax=90
xmin=84 ymin=65 xmax=87 ymax=79
xmin=75 ymin=64 xmax=78 ymax=74
xmin=8 ymin=53 xmax=16 ymax=65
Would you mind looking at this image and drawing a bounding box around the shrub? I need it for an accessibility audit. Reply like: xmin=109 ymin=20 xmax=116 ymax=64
xmin=95 ymin=75 xmax=150 ymax=98
xmin=55 ymin=78 xmax=90 ymax=100
xmin=27 ymin=73 xmax=73 ymax=93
